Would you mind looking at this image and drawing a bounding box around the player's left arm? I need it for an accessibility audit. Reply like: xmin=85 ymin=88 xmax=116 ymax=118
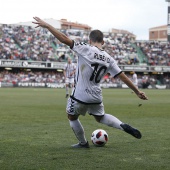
xmin=118 ymin=72 xmax=148 ymax=100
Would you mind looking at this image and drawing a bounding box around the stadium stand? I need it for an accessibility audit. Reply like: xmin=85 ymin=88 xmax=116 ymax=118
xmin=0 ymin=24 xmax=170 ymax=88
xmin=0 ymin=70 xmax=169 ymax=88
xmin=0 ymin=70 xmax=64 ymax=84
xmin=135 ymin=41 xmax=170 ymax=66
xmin=0 ymin=24 xmax=139 ymax=65
xmin=1 ymin=24 xmax=169 ymax=66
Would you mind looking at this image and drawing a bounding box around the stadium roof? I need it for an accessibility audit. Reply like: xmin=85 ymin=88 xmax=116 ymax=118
xmin=111 ymin=28 xmax=136 ymax=37
xmin=10 ymin=18 xmax=61 ymax=29
xmin=60 ymin=19 xmax=91 ymax=30
xmin=149 ymin=25 xmax=167 ymax=30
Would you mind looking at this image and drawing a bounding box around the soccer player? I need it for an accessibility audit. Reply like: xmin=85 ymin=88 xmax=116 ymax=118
xmin=63 ymin=57 xmax=76 ymax=98
xmin=33 ymin=17 xmax=148 ymax=148
xmin=132 ymin=71 xmax=138 ymax=88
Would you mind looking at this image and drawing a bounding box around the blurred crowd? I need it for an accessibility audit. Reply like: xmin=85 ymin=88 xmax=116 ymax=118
xmin=136 ymin=41 xmax=170 ymax=66
xmin=0 ymin=24 xmax=138 ymax=65
xmin=0 ymin=24 xmax=169 ymax=88
xmin=2 ymin=24 xmax=170 ymax=66
xmin=0 ymin=70 xmax=169 ymax=87
xmin=0 ymin=70 xmax=64 ymax=84
xmin=103 ymin=34 xmax=139 ymax=65
xmin=0 ymin=25 xmax=77 ymax=62
xmin=102 ymin=72 xmax=170 ymax=87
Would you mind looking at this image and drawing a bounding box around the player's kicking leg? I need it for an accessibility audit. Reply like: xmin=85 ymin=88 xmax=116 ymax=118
xmin=120 ymin=123 xmax=142 ymax=139
xmin=94 ymin=114 xmax=142 ymax=139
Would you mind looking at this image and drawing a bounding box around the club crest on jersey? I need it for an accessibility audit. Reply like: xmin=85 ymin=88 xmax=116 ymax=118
xmin=94 ymin=53 xmax=110 ymax=63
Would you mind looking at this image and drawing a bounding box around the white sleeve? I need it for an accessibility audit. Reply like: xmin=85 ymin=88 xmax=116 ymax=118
xmin=71 ymin=41 xmax=90 ymax=56
xmin=108 ymin=58 xmax=122 ymax=78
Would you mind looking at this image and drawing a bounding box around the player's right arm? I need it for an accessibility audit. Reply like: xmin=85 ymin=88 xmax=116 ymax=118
xmin=32 ymin=17 xmax=73 ymax=47
xmin=118 ymin=72 xmax=148 ymax=100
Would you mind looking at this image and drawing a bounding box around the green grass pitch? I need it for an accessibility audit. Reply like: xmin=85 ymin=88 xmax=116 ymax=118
xmin=0 ymin=88 xmax=170 ymax=170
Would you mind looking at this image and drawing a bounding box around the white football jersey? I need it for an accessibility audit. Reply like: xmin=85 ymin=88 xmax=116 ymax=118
xmin=64 ymin=63 xmax=76 ymax=78
xmin=132 ymin=73 xmax=138 ymax=86
xmin=70 ymin=41 xmax=122 ymax=104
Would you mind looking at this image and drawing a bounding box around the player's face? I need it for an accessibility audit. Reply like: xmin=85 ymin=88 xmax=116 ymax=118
xmin=68 ymin=58 xmax=71 ymax=64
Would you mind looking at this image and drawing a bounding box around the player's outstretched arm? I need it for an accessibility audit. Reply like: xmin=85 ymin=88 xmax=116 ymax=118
xmin=118 ymin=72 xmax=148 ymax=100
xmin=32 ymin=17 xmax=73 ymax=47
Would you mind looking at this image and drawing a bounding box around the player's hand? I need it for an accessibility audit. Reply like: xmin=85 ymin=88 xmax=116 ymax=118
xmin=136 ymin=91 xmax=148 ymax=100
xmin=32 ymin=17 xmax=49 ymax=28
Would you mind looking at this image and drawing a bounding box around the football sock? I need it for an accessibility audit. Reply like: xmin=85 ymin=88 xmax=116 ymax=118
xmin=71 ymin=86 xmax=74 ymax=94
xmin=69 ymin=119 xmax=87 ymax=145
xmin=66 ymin=86 xmax=69 ymax=94
xmin=100 ymin=114 xmax=123 ymax=130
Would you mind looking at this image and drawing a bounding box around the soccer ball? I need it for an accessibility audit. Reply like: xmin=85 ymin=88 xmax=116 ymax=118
xmin=91 ymin=129 xmax=108 ymax=147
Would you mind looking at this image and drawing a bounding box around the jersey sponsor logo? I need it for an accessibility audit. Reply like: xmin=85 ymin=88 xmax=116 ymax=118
xmin=94 ymin=53 xmax=110 ymax=63
xmin=85 ymin=88 xmax=101 ymax=95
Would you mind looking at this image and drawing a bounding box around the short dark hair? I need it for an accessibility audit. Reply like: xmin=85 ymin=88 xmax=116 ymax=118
xmin=89 ymin=30 xmax=103 ymax=43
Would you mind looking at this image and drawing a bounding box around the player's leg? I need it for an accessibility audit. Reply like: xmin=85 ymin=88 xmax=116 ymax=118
xmin=89 ymin=103 xmax=142 ymax=139
xmin=70 ymin=78 xmax=74 ymax=94
xmin=65 ymin=78 xmax=69 ymax=98
xmin=94 ymin=114 xmax=123 ymax=130
xmin=66 ymin=98 xmax=89 ymax=148
xmin=70 ymin=83 xmax=74 ymax=94
xmin=95 ymin=114 xmax=142 ymax=139
xmin=88 ymin=103 xmax=123 ymax=130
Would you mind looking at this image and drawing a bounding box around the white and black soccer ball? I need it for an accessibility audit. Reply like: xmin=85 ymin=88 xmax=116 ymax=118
xmin=91 ymin=129 xmax=108 ymax=147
